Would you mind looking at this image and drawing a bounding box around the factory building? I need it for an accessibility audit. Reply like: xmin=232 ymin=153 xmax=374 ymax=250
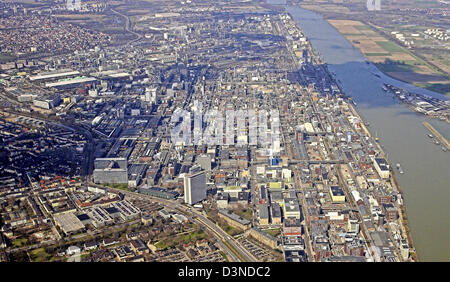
xmin=138 ymin=186 xmax=179 ymax=200
xmin=93 ymin=158 xmax=128 ymax=184
xmin=32 ymin=95 xmax=61 ymax=109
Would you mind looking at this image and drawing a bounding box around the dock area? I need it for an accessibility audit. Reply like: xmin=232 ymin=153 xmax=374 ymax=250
xmin=423 ymin=121 xmax=450 ymax=150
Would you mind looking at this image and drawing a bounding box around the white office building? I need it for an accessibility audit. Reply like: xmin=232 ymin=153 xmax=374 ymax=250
xmin=184 ymin=170 xmax=206 ymax=205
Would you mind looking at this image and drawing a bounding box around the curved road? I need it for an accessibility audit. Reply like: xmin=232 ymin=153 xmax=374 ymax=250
xmin=97 ymin=184 xmax=258 ymax=262
xmin=110 ymin=8 xmax=142 ymax=46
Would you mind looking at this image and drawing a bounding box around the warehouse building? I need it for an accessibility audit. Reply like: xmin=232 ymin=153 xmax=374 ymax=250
xmin=138 ymin=186 xmax=179 ymax=200
xmin=93 ymin=158 xmax=128 ymax=184
xmin=53 ymin=213 xmax=85 ymax=235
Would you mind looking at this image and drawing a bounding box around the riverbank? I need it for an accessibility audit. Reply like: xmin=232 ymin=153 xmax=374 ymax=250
xmin=382 ymin=84 xmax=449 ymax=123
xmin=348 ymin=102 xmax=417 ymax=261
xmin=423 ymin=121 xmax=450 ymax=150
xmin=285 ymin=4 xmax=450 ymax=261
xmin=294 ymin=5 xmax=417 ymax=260
xmin=292 ymin=0 xmax=450 ymax=96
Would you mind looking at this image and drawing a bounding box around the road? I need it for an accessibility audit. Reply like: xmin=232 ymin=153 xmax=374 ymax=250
xmin=95 ymin=184 xmax=258 ymax=262
xmin=110 ymin=8 xmax=142 ymax=46
xmin=193 ymin=210 xmax=257 ymax=262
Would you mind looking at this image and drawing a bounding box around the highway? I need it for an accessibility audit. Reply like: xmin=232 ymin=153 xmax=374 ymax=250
xmin=110 ymin=8 xmax=143 ymax=46
xmin=95 ymin=184 xmax=258 ymax=262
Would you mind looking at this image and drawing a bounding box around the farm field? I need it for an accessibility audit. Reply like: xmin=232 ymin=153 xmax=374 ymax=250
xmin=329 ymin=19 xmax=450 ymax=95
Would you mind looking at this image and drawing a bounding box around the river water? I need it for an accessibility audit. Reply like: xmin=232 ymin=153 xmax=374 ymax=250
xmin=282 ymin=4 xmax=450 ymax=261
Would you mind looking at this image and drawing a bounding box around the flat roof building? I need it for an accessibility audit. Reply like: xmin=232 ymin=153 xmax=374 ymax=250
xmin=259 ymin=204 xmax=269 ymax=225
xmin=373 ymin=158 xmax=390 ymax=179
xmin=44 ymin=77 xmax=97 ymax=89
xmin=197 ymin=154 xmax=211 ymax=171
xmin=139 ymin=186 xmax=179 ymax=200
xmin=93 ymin=158 xmax=128 ymax=184
xmin=53 ymin=213 xmax=85 ymax=235
xmin=184 ymin=170 xmax=206 ymax=205
xmin=29 ymin=69 xmax=80 ymax=81
xmin=270 ymin=203 xmax=282 ymax=225
xmin=330 ymin=186 xmax=346 ymax=203
xmin=283 ymin=198 xmax=301 ymax=219
xmin=218 ymin=209 xmax=251 ymax=231
xmin=249 ymin=227 xmax=278 ymax=249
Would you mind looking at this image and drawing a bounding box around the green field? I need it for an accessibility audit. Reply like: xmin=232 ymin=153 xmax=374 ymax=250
xmin=264 ymin=228 xmax=281 ymax=237
xmin=375 ymin=62 xmax=419 ymax=73
xmin=375 ymin=41 xmax=406 ymax=53
xmin=233 ymin=209 xmax=253 ymax=221
xmin=366 ymin=53 xmax=391 ymax=57
xmin=354 ymin=25 xmax=371 ymax=30
xmin=155 ymin=230 xmax=207 ymax=250
xmin=103 ymin=183 xmax=129 ymax=191
xmin=218 ymin=221 xmax=243 ymax=236
xmin=415 ymin=83 xmax=450 ymax=95
xmin=303 ymin=0 xmax=450 ymax=96
xmin=12 ymin=238 xmax=28 ymax=248
xmin=29 ymin=247 xmax=52 ymax=262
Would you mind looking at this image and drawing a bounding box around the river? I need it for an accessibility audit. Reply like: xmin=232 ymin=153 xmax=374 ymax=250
xmin=279 ymin=3 xmax=449 ymax=261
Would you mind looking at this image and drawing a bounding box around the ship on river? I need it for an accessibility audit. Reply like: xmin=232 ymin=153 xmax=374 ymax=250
xmin=396 ymin=163 xmax=404 ymax=174
xmin=383 ymin=83 xmax=449 ymax=122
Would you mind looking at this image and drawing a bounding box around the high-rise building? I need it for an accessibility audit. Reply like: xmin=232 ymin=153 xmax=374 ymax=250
xmin=184 ymin=170 xmax=206 ymax=205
